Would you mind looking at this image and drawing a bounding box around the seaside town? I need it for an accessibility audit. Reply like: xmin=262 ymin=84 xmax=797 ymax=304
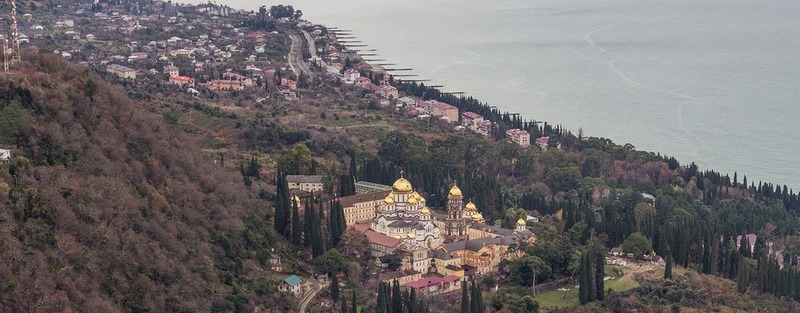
xmin=2 ymin=1 xmax=799 ymax=313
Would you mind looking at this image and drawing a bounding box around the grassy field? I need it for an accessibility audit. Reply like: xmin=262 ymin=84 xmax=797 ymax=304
xmin=534 ymin=278 xmax=640 ymax=308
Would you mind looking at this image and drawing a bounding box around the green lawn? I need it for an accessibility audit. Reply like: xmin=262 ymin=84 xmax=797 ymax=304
xmin=534 ymin=279 xmax=640 ymax=308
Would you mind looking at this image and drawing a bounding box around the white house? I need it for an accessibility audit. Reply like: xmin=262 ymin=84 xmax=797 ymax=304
xmin=0 ymin=149 xmax=11 ymax=161
xmin=278 ymin=275 xmax=303 ymax=297
xmin=107 ymin=64 xmax=136 ymax=79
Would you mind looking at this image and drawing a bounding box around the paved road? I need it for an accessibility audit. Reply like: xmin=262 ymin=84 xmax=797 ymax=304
xmin=303 ymin=31 xmax=343 ymax=76
xmin=298 ymin=283 xmax=323 ymax=313
xmin=288 ymin=33 xmax=314 ymax=78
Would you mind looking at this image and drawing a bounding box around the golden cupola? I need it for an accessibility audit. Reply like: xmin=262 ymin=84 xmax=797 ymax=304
xmin=407 ymin=197 xmax=418 ymax=205
xmin=448 ymin=183 xmax=463 ymax=199
xmin=471 ymin=212 xmax=484 ymax=222
xmin=407 ymin=232 xmax=416 ymax=239
xmin=516 ymin=218 xmax=527 ymax=226
xmin=420 ymin=207 xmax=430 ymax=215
xmin=384 ymin=194 xmax=395 ymax=204
xmin=392 ymin=171 xmax=413 ymax=193
xmin=465 ymin=201 xmax=477 ymax=211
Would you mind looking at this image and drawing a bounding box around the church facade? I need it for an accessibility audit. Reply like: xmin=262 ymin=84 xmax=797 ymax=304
xmin=361 ymin=173 xmax=536 ymax=278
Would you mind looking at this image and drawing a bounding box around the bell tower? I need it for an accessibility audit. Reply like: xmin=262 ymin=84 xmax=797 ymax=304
xmin=445 ymin=181 xmax=465 ymax=241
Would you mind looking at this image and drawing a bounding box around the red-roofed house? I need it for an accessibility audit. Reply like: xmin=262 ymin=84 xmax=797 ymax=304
xmin=381 ymin=269 xmax=422 ymax=286
xmin=169 ymin=75 xmax=195 ymax=87
xmin=378 ymin=85 xmax=398 ymax=99
xmin=281 ymin=78 xmax=297 ymax=90
xmin=202 ymin=80 xmax=247 ymax=91
xmin=736 ymin=234 xmax=758 ymax=254
xmin=349 ymin=224 xmax=401 ymax=258
xmin=461 ymin=112 xmax=483 ymax=127
xmin=429 ymin=101 xmax=458 ymax=123
xmin=461 ymin=112 xmax=491 ymax=136
xmin=535 ymin=136 xmax=549 ymax=150
xmin=405 ymin=275 xmax=462 ymax=295
xmin=475 ymin=120 xmax=492 ymax=137
xmin=506 ymin=129 xmax=530 ymax=147
xmin=344 ymin=69 xmax=360 ymax=84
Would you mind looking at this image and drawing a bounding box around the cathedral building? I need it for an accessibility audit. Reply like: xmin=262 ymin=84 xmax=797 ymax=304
xmin=358 ymin=172 xmax=536 ymax=277
xmin=370 ymin=172 xmax=443 ymax=250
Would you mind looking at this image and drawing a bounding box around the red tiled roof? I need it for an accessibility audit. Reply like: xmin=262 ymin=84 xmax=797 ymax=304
xmin=434 ymin=102 xmax=457 ymax=110
xmin=506 ymin=129 xmax=529 ymax=136
xmin=406 ymin=276 xmax=443 ymax=289
xmin=462 ymin=112 xmax=482 ymax=119
xmin=349 ymin=224 xmax=401 ymax=248
xmin=170 ymin=75 xmax=194 ymax=82
xmin=338 ymin=191 xmax=390 ymax=207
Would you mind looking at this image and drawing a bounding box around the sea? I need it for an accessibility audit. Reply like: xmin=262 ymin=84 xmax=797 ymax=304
xmin=202 ymin=0 xmax=800 ymax=190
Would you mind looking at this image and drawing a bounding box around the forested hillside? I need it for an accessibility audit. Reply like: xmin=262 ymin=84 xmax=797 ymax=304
xmin=0 ymin=55 xmax=281 ymax=312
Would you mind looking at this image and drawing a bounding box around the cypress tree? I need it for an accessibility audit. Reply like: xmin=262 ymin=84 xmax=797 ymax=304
xmin=665 ymin=253 xmax=673 ymax=279
xmin=461 ymin=280 xmax=470 ymax=313
xmin=341 ymin=295 xmax=348 ymax=313
xmin=579 ymin=252 xmax=589 ymax=304
xmin=330 ymin=274 xmax=339 ymax=303
xmin=384 ymin=282 xmax=392 ymax=313
xmin=470 ymin=281 xmax=480 ymax=313
xmin=702 ymin=229 xmax=712 ymax=274
xmin=352 ymin=289 xmax=357 ymax=313
xmin=794 ymin=270 xmax=800 ymax=301
xmin=304 ymin=195 xmax=314 ymax=247
xmin=291 ymin=198 xmax=302 ymax=246
xmin=736 ymin=256 xmax=748 ymax=293
xmin=377 ymin=283 xmax=387 ymax=313
xmin=594 ymin=247 xmax=605 ymax=301
xmin=739 ymin=234 xmax=751 ymax=258
xmin=330 ymin=200 xmax=346 ymax=248
xmin=392 ymin=280 xmax=402 ymax=313
xmin=753 ymin=235 xmax=767 ymax=260
xmin=274 ymin=171 xmax=286 ymax=235
xmin=477 ymin=283 xmax=484 ymax=313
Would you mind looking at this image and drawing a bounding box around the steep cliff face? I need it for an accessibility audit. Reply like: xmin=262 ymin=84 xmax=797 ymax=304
xmin=0 ymin=55 xmax=279 ymax=312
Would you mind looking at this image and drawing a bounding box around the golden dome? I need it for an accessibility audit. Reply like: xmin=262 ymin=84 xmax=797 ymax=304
xmin=407 ymin=232 xmax=416 ymax=239
xmin=465 ymin=201 xmax=477 ymax=211
xmin=412 ymin=191 xmax=422 ymax=200
xmin=516 ymin=218 xmax=527 ymax=226
xmin=392 ymin=177 xmax=413 ymax=193
xmin=448 ymin=183 xmax=463 ymax=199
xmin=407 ymin=197 xmax=418 ymax=205
xmin=419 ymin=196 xmax=426 ymax=203
xmin=420 ymin=207 xmax=430 ymax=215
xmin=471 ymin=213 xmax=484 ymax=221
xmin=384 ymin=195 xmax=395 ymax=204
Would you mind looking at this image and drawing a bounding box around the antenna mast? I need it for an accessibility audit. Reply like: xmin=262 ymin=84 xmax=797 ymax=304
xmin=3 ymin=37 xmax=8 ymax=73
xmin=9 ymin=0 xmax=21 ymax=65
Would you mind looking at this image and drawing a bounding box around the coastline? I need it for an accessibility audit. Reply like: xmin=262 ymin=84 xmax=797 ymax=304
xmin=186 ymin=0 xmax=798 ymax=191
xmin=268 ymin=1 xmax=800 ymax=189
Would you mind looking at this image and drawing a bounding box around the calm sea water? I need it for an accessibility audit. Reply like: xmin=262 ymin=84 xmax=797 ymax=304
xmin=207 ymin=0 xmax=800 ymax=190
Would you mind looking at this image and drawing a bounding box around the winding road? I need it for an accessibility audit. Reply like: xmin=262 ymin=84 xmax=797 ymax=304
xmin=298 ymin=282 xmax=324 ymax=313
xmin=288 ymin=33 xmax=314 ymax=78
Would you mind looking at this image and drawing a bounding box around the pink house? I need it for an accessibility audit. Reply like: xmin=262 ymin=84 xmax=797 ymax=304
xmin=405 ymin=275 xmax=462 ymax=295
xmin=169 ymin=75 xmax=195 ymax=87
xmin=344 ymin=69 xmax=360 ymax=83
xmin=506 ymin=129 xmax=531 ymax=147
xmin=535 ymin=136 xmax=549 ymax=150
xmin=430 ymin=101 xmax=459 ymax=123
xmin=378 ymin=85 xmax=398 ymax=99
xmin=281 ymin=78 xmax=297 ymax=90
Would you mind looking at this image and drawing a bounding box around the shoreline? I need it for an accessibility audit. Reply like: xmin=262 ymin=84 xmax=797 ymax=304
xmin=186 ymin=3 xmax=800 ymax=189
